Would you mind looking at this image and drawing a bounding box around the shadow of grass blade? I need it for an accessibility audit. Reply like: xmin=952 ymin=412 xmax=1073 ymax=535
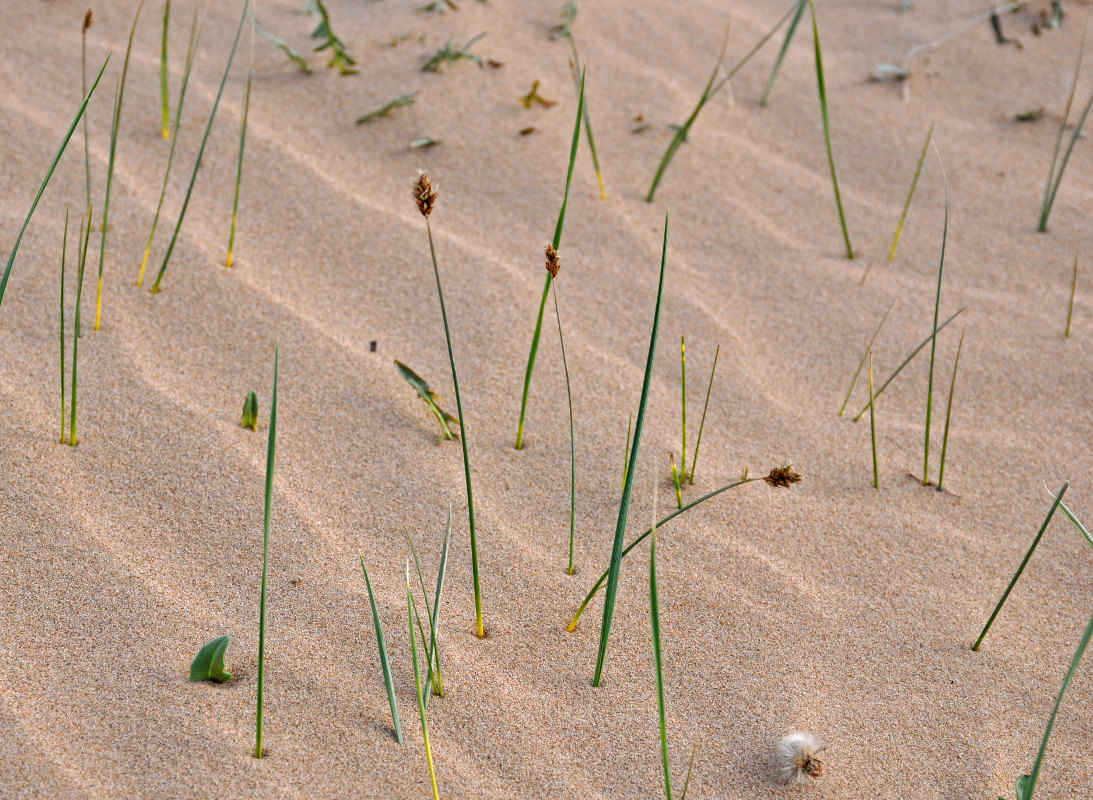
xmin=255 ymin=344 xmax=279 ymax=758
xmin=594 ymin=211 xmax=669 ymax=687
xmin=888 ymin=120 xmax=935 ymax=263
xmin=0 ymin=56 xmax=109 ymax=316
xmin=360 ymin=554 xmax=403 ymax=744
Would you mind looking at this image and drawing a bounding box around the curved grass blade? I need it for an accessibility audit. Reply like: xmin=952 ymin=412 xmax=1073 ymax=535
xmin=360 ymin=554 xmax=403 ymax=744
xmin=594 ymin=211 xmax=669 ymax=686
xmin=0 ymin=56 xmax=109 ymax=316
xmin=255 ymin=344 xmax=279 ymax=758
xmin=514 ymin=69 xmax=585 ymax=450
xmin=152 ymin=1 xmax=249 ymax=294
xmin=922 ymin=143 xmax=948 ymax=486
xmin=568 ymin=38 xmax=605 ymax=199
xmin=935 ymin=325 xmax=965 ymax=492
xmin=622 ymin=411 xmax=633 ymax=488
xmin=253 ymin=16 xmax=312 ymax=73
xmin=1053 ymin=496 xmax=1093 ymax=552
xmin=680 ymin=337 xmax=687 ymax=482
xmin=688 ymin=344 xmax=719 ymax=484
xmin=759 ymin=0 xmax=806 ymax=107
xmin=838 ymin=296 xmax=896 ymax=416
xmin=189 ymin=635 xmax=232 ymax=682
xmin=887 ymin=120 xmax=935 ymax=263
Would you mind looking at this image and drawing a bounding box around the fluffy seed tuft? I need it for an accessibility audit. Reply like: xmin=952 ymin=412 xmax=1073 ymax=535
xmin=544 ymin=243 xmax=561 ymax=278
xmin=413 ymin=171 xmax=437 ymax=218
xmin=774 ymin=732 xmax=824 ymax=784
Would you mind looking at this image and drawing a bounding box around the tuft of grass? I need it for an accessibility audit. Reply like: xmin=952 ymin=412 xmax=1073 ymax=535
xmin=646 ymin=2 xmax=800 ymax=203
xmin=138 ymin=9 xmax=200 ymax=287
xmin=514 ymin=72 xmax=585 ymax=450
xmin=96 ymin=2 xmax=144 ymax=332
xmin=0 ymin=58 xmax=108 ymax=316
xmin=253 ymin=16 xmax=312 ymax=73
xmin=759 ymin=0 xmax=806 ymax=107
xmin=413 ymin=172 xmax=483 ymax=638
xmin=189 ymin=635 xmax=232 ymax=683
xmin=151 ymin=2 xmax=249 ymax=294
xmin=311 ymin=0 xmax=358 ymax=74
xmin=255 ymin=345 xmax=279 ymax=759
xmin=972 ymin=481 xmax=1068 ymax=652
xmin=922 ymin=143 xmax=949 ymax=487
xmin=396 ymin=360 xmax=460 ymax=440
xmin=241 ymin=389 xmax=258 ymax=430
xmin=81 ymin=9 xmax=94 ymax=214
xmin=226 ymin=32 xmax=253 ymax=270
xmin=935 ymin=326 xmax=965 ymax=492
xmin=422 ymin=34 xmax=484 ymax=72
xmin=688 ymin=344 xmax=720 ymax=484
xmin=69 ymin=205 xmax=93 ymax=447
xmin=594 ymin=211 xmax=669 ymax=687
xmin=808 ymin=0 xmax=853 ymax=259
xmin=868 ymin=351 xmax=878 ymax=489
xmin=1038 ymin=35 xmax=1093 ymax=233
xmin=357 ymin=93 xmax=416 ymax=124
xmin=359 ymin=554 xmax=403 ymax=744
xmin=59 ymin=206 xmax=69 ymax=444
xmin=161 ymin=0 xmax=171 ymax=138
xmin=838 ymin=296 xmax=896 ymax=416
xmin=407 ymin=564 xmax=440 ymax=800
xmin=1065 ymin=250 xmax=1078 ymax=337
xmin=887 ymin=120 xmax=935 ymax=264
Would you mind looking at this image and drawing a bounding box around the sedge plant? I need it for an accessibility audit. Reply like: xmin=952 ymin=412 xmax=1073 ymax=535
xmin=255 ymin=345 xmax=279 ymax=758
xmin=70 ymin=205 xmax=93 ymax=446
xmin=935 ymin=326 xmax=965 ymax=492
xmin=1038 ymin=34 xmax=1093 ymax=233
xmin=407 ymin=564 xmax=440 ymax=800
xmin=413 ymin=172 xmax=484 ymax=638
xmin=514 ymin=70 xmax=585 ymax=450
xmin=922 ymin=144 xmax=949 ymax=487
xmin=360 ymin=554 xmax=403 ymax=744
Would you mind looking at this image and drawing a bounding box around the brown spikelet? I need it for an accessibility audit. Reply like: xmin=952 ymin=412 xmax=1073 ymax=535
xmin=544 ymin=243 xmax=560 ymax=278
xmin=763 ymin=465 xmax=801 ymax=489
xmin=83 ymin=9 xmax=94 ymax=32
xmin=413 ymin=171 xmax=437 ymax=218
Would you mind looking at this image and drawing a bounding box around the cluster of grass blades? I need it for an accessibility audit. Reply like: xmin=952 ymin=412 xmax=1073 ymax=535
xmin=670 ymin=338 xmax=721 ymax=508
xmin=514 ymin=71 xmax=585 ymax=451
xmin=406 ymin=564 xmax=440 ymax=800
xmin=922 ymin=144 xmax=949 ymax=487
xmin=422 ymin=34 xmax=485 ymax=73
xmin=69 ymin=205 xmax=93 ymax=446
xmin=241 ymin=389 xmax=259 ymax=430
xmin=1038 ymin=33 xmax=1093 ymax=233
xmin=255 ymin=345 xmax=280 ymax=759
xmin=311 ymin=0 xmax=358 ymax=75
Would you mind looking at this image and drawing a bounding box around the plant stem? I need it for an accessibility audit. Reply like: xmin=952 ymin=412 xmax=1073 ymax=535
xmin=623 ymin=411 xmax=633 ymax=489
xmin=1039 ymin=32 xmax=1088 ymax=232
xmin=161 ymin=0 xmax=171 ymax=139
xmin=923 ymin=143 xmax=948 ymax=486
xmin=868 ymin=351 xmax=878 ymax=489
xmin=70 ymin=206 xmax=92 ymax=446
xmin=60 ymin=206 xmax=69 ymax=444
xmin=553 ymin=284 xmax=578 ymax=575
xmin=649 ymin=483 xmax=672 ymax=800
xmin=759 ymin=0 xmax=807 ymax=107
xmin=680 ymin=337 xmax=687 ymax=481
xmin=888 ymin=120 xmax=935 ymax=263
xmin=1065 ymin=250 xmax=1078 ymax=337
xmin=688 ymin=344 xmax=719 ymax=484
xmin=82 ymin=20 xmax=92 ymax=215
xmin=227 ymin=60 xmax=252 ymax=268
xmin=568 ymin=37 xmax=605 ymax=199
xmin=255 ymin=345 xmax=279 ymax=758
xmin=936 ymin=326 xmax=965 ymax=492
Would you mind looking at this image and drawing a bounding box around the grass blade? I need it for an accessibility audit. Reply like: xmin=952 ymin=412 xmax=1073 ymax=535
xmin=82 ymin=11 xmax=94 ymax=214
xmin=868 ymin=351 xmax=878 ymax=489
xmin=922 ymin=143 xmax=948 ymax=486
xmin=568 ymin=38 xmax=606 ymax=199
xmin=808 ymin=0 xmax=853 ymax=259
xmin=1038 ymin=34 xmax=1088 ymax=233
xmin=0 ymin=56 xmax=109 ymax=316
xmin=935 ymin=325 xmax=965 ymax=492
xmin=514 ymin=70 xmax=585 ymax=450
xmin=680 ymin=337 xmax=687 ymax=482
xmin=679 ymin=742 xmax=698 ymax=800
xmin=759 ymin=0 xmax=806 ymax=107
xmin=623 ymin=411 xmax=633 ymax=488
xmin=972 ymin=481 xmax=1068 ymax=651
xmin=838 ymin=296 xmax=896 ymax=416
xmin=161 ymin=0 xmax=171 ymax=138
xmin=670 ymin=453 xmax=683 ymax=509
xmin=255 ymin=344 xmax=279 ymax=758
xmin=359 ymin=554 xmax=403 ymax=744
xmin=553 ymin=283 xmax=578 ymax=575
xmin=407 ymin=567 xmax=440 ymax=800
xmin=60 ymin=206 xmax=69 ymax=444
xmin=151 ymin=1 xmax=249 ymax=293
xmin=424 ymin=505 xmax=453 ymax=707
xmin=649 ymin=483 xmax=672 ymax=800
xmin=1065 ymin=250 xmax=1078 ymax=337
xmin=887 ymin=120 xmax=935 ymax=263
xmin=594 ymin=211 xmax=669 ymax=687
xmin=1054 ymin=497 xmax=1093 ymax=552
xmin=688 ymin=344 xmax=719 ymax=484
xmin=226 ymin=60 xmax=252 ymax=268
xmin=70 ymin=206 xmax=92 ymax=446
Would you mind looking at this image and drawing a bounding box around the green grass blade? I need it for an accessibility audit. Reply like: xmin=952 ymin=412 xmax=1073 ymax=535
xmin=923 ymin=143 xmax=948 ymax=486
xmin=70 ymin=206 xmax=92 ymax=446
xmin=809 ymin=0 xmax=853 ymax=259
xmin=82 ymin=16 xmax=93 ymax=215
xmin=139 ymin=9 xmax=200 ymax=286
xmin=670 ymin=453 xmax=683 ymax=509
xmin=255 ymin=344 xmax=279 ymax=758
xmin=424 ymin=505 xmax=453 ymax=707
xmin=568 ymin=38 xmax=605 ymax=199
xmin=227 ymin=62 xmax=252 ymax=268
xmin=1040 ymin=84 xmax=1093 ymax=233
xmin=1054 ymin=498 xmax=1093 ymax=552
xmin=888 ymin=120 xmax=935 ymax=263
xmin=161 ymin=0 xmax=171 ymax=138
xmin=514 ymin=70 xmax=585 ymax=450
xmin=759 ymin=0 xmax=806 ymax=107
xmin=680 ymin=337 xmax=687 ymax=480
xmin=868 ymin=351 xmax=878 ymax=489
xmin=60 ymin=206 xmax=69 ymax=444
xmin=0 ymin=56 xmax=109 ymax=316
xmin=688 ymin=344 xmax=719 ymax=484
xmin=360 ymin=554 xmax=403 ymax=744
xmin=1038 ymin=34 xmax=1085 ymax=233
xmin=152 ymin=1 xmax=249 ymax=293
xmin=972 ymin=481 xmax=1068 ymax=651
xmin=1065 ymin=250 xmax=1078 ymax=337
xmin=679 ymin=742 xmax=698 ymax=800
xmin=851 ymin=307 xmax=965 ymax=422
xmin=594 ymin=211 xmax=669 ymax=686
xmin=838 ymin=296 xmax=896 ymax=416
xmin=623 ymin=411 xmax=633 ymax=488
xmin=649 ymin=485 xmax=672 ymax=800
xmin=407 ymin=569 xmax=440 ymax=800
xmin=935 ymin=325 xmax=965 ymax=492
xmin=553 ymin=285 xmax=578 ymax=575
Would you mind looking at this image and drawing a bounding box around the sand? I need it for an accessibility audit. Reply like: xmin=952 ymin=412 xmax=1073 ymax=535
xmin=2 ymin=0 xmax=1093 ymax=797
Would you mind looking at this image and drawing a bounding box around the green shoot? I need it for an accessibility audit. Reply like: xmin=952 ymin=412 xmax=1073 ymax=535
xmin=972 ymin=481 xmax=1068 ymax=651
xmin=60 ymin=206 xmax=69 ymax=444
xmin=161 ymin=0 xmax=170 ymax=137
xmin=253 ymin=16 xmax=312 ymax=73
xmin=423 ymin=34 xmax=485 ymax=72
xmin=670 ymin=453 xmax=683 ymax=510
xmin=622 ymin=412 xmax=633 ymax=488
xmin=138 ymin=10 xmax=200 ymax=287
xmin=680 ymin=337 xmax=687 ymax=481
xmin=424 ymin=506 xmax=454 ymax=707
xmin=552 ymin=277 xmax=578 ymax=575
xmin=227 ymin=42 xmax=252 ymax=270
xmin=413 ymin=173 xmax=483 ymax=638
xmin=241 ymin=389 xmax=258 ymax=430
xmin=922 ymin=143 xmax=948 ymax=486
xmin=96 ymin=2 xmax=144 ymax=332
xmin=82 ymin=10 xmax=94 ymax=214
xmin=70 ymin=205 xmax=92 ymax=447
xmin=1065 ymin=250 xmax=1078 ymax=337
xmin=0 ymin=57 xmax=108 ymax=316
xmin=646 ymin=2 xmax=799 ymax=202
xmin=649 ymin=483 xmax=673 ymax=800
xmin=568 ymin=37 xmax=606 ymax=199
xmin=887 ymin=120 xmax=935 ymax=263
xmin=359 ymin=555 xmax=403 ymax=744
xmin=407 ymin=565 xmax=440 ymax=800
xmin=255 ymin=345 xmax=279 ymax=759
xmin=851 ymin=307 xmax=965 ymax=422
xmin=568 ymin=466 xmax=799 ymax=632
xmin=935 ymin=326 xmax=965 ymax=492
xmin=594 ymin=211 xmax=669 ymax=687
xmin=688 ymin=344 xmax=720 ymax=484
xmin=410 ymin=137 xmax=442 ymax=150
xmin=395 ymin=360 xmax=460 ymax=440
xmin=1039 ymin=35 xmax=1092 ymax=232
xmin=357 ymin=93 xmax=417 ymax=124
xmin=514 ymin=70 xmax=585 ymax=450
xmin=151 ymin=2 xmax=248 ymax=294
xmin=189 ymin=635 xmax=232 ymax=683
xmin=759 ymin=0 xmax=806 ymax=107
xmin=551 ymin=2 xmax=579 ymax=39
xmin=868 ymin=351 xmax=878 ymax=489
xmin=838 ymin=296 xmax=896 ymax=416
xmin=311 ymin=0 xmax=358 ymax=74
xmin=808 ymin=0 xmax=854 ymax=259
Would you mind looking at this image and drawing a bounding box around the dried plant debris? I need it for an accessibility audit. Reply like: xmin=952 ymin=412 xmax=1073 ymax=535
xmin=420 ymin=0 xmax=458 ymax=12
xmin=520 ymin=81 xmax=556 ymax=108
xmin=422 ymin=34 xmax=485 ymax=72
xmin=991 ymin=10 xmax=1023 ymax=47
xmin=311 ymin=0 xmax=358 ymax=74
xmin=871 ymin=63 xmax=909 ymax=83
xmin=1016 ymin=107 xmax=1045 ymax=121
xmin=357 ymin=93 xmax=417 ymax=124
xmin=775 ymin=733 xmax=825 ymax=784
xmin=763 ymin=465 xmax=802 ymax=488
xmin=519 ymin=126 xmax=537 ymax=136
xmin=551 ymin=2 xmax=579 ymax=39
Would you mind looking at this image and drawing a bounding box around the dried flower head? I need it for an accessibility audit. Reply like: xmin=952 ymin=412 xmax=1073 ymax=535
xmin=764 ymin=465 xmax=802 ymax=489
xmin=413 ymin=170 xmax=437 ymax=218
xmin=774 ymin=732 xmax=824 ymax=784
xmin=83 ymin=9 xmax=94 ymax=32
xmin=544 ymin=243 xmax=561 ymax=278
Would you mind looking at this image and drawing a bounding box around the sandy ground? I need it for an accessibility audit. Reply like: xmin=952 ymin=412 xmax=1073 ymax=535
xmin=2 ymin=0 xmax=1093 ymax=797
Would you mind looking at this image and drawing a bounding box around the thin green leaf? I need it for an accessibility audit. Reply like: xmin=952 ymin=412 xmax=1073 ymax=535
xmin=407 ymin=567 xmax=440 ymax=800
xmin=887 ymin=121 xmax=935 ymax=263
xmin=253 ymin=16 xmax=313 ymax=73
xmin=922 ymin=143 xmax=948 ymax=486
xmin=935 ymin=325 xmax=965 ymax=492
xmin=688 ymin=345 xmax=719 ymax=484
xmin=255 ymin=344 xmax=279 ymax=758
xmin=360 ymin=555 xmax=403 ymax=744
xmin=838 ymin=296 xmax=896 ymax=416
xmin=649 ymin=483 xmax=672 ymax=800
xmin=759 ymin=0 xmax=807 ymax=107
xmin=395 ymin=360 xmax=460 ymax=440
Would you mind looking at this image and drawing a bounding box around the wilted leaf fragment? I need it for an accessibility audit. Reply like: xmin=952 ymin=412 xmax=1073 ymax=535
xmin=189 ymin=635 xmax=232 ymax=683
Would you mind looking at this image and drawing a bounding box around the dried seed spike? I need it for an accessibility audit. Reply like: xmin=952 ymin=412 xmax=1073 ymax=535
xmin=84 ymin=9 xmax=94 ymax=32
xmin=413 ymin=170 xmax=437 ymax=218
xmin=763 ymin=465 xmax=801 ymax=489
xmin=544 ymin=243 xmax=560 ymax=277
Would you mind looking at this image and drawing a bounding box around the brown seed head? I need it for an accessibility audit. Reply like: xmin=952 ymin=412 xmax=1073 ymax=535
xmin=801 ymin=755 xmax=824 ymax=778
xmin=763 ymin=465 xmax=801 ymax=489
xmin=544 ymin=243 xmax=560 ymax=278
xmin=413 ymin=171 xmax=437 ymax=218
xmin=83 ymin=9 xmax=93 ymax=32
